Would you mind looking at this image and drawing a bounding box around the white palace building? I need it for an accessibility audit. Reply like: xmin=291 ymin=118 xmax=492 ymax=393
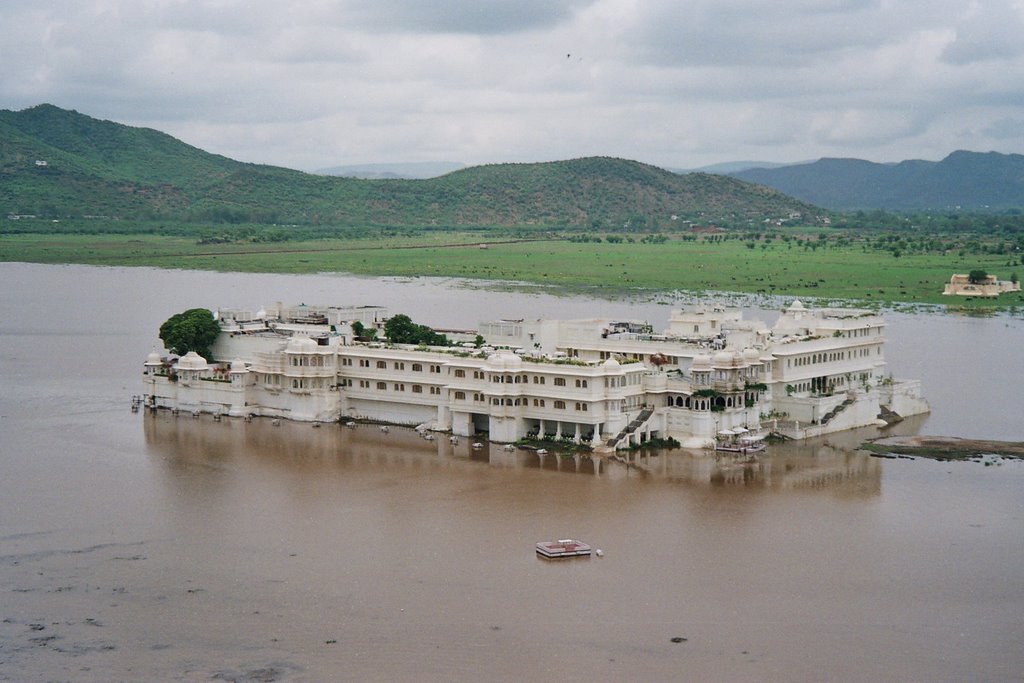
xmin=142 ymin=301 xmax=929 ymax=450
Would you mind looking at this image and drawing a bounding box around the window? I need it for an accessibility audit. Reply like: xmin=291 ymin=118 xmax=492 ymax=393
xmin=394 ymin=383 xmax=404 ymax=391
xmin=430 ymin=365 xmax=441 ymax=373
xmin=575 ymin=379 xmax=588 ymax=388
xmin=455 ymin=391 xmax=466 ymax=400
xmin=430 ymin=386 xmax=441 ymax=395
xmin=376 ymin=360 xmax=387 ymax=369
xmin=554 ymin=400 xmax=566 ymax=409
xmin=412 ymin=385 xmax=423 ymax=393
xmin=554 ymin=377 xmax=566 ymax=387
xmin=412 ymin=363 xmax=422 ymax=372
xmin=394 ymin=362 xmax=404 ymax=370
xmin=359 ymin=359 xmax=370 ymax=368
xmin=576 ymin=403 xmax=588 ymax=412
xmin=454 ymin=369 xmax=465 ymax=378
xmin=359 ymin=380 xmax=370 ymax=388
xmin=376 ymin=382 xmax=386 ymax=390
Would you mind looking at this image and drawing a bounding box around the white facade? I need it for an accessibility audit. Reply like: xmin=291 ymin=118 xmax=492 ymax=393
xmin=143 ymin=300 xmax=929 ymax=450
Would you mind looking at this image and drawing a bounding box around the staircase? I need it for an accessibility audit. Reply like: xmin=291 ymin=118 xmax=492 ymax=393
xmin=606 ymin=408 xmax=655 ymax=449
xmin=877 ymin=406 xmax=903 ymax=426
xmin=819 ymin=397 xmax=855 ymax=426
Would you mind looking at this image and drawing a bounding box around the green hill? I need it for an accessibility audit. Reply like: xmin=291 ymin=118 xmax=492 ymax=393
xmin=731 ymin=151 xmax=1024 ymax=211
xmin=2 ymin=104 xmax=824 ymax=228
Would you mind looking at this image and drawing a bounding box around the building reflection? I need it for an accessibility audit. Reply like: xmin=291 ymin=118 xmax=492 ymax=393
xmin=143 ymin=410 xmax=893 ymax=498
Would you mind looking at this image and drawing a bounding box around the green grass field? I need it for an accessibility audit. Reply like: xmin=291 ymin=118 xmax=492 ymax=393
xmin=2 ymin=231 xmax=1022 ymax=310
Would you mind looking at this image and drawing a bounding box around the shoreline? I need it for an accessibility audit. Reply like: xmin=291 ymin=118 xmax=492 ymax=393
xmin=863 ymin=435 xmax=1024 ymax=460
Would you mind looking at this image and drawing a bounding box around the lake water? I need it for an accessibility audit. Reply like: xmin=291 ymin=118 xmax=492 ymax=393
xmin=1 ymin=262 xmax=1022 ymax=681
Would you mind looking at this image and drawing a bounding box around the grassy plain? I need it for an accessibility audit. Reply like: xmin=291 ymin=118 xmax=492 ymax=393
xmin=2 ymin=231 xmax=1022 ymax=309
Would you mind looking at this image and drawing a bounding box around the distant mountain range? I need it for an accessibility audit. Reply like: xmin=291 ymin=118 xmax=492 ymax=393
xmin=728 ymin=152 xmax=1024 ymax=211
xmin=315 ymin=161 xmax=466 ymax=179
xmin=0 ymin=104 xmax=821 ymax=228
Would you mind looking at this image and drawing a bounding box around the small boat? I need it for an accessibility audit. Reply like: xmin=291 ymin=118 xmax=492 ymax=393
xmin=471 ymin=442 xmax=484 ymax=449
xmin=536 ymin=539 xmax=592 ymax=558
xmin=715 ymin=429 xmax=766 ymax=454
xmin=380 ymin=425 xmax=389 ymax=433
xmin=536 ymin=448 xmax=548 ymax=455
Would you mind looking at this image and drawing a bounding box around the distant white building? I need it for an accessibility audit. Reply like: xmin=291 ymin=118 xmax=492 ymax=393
xmin=142 ymin=300 xmax=928 ymax=450
xmin=943 ymin=273 xmax=1020 ymax=298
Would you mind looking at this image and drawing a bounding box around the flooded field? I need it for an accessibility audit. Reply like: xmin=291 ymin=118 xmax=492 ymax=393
xmin=1 ymin=263 xmax=1022 ymax=681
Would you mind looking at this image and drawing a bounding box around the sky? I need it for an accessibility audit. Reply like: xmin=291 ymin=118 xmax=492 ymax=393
xmin=2 ymin=0 xmax=1024 ymax=172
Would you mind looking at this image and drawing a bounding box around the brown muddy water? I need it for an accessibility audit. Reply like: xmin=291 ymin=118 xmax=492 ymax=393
xmin=1 ymin=263 xmax=1023 ymax=681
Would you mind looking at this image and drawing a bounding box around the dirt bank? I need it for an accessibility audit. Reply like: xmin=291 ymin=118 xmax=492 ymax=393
xmin=863 ymin=435 xmax=1024 ymax=460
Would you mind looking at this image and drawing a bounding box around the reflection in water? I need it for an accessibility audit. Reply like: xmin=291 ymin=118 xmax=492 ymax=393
xmin=144 ymin=411 xmax=882 ymax=496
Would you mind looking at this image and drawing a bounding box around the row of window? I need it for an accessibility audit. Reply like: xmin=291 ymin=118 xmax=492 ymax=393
xmin=342 ymin=358 xmax=443 ymax=373
xmin=288 ymin=356 xmax=329 ymax=367
xmin=788 ymin=346 xmax=878 ymax=368
xmin=460 ymin=395 xmax=589 ymax=411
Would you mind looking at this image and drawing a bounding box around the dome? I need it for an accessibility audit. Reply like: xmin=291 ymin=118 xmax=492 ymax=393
xmin=145 ymin=350 xmax=162 ymax=366
xmin=742 ymin=348 xmax=761 ymax=363
xmin=487 ymin=351 xmax=521 ymax=371
xmin=230 ymin=358 xmax=249 ymax=373
xmin=691 ymin=353 xmax=712 ymax=371
xmin=712 ymin=350 xmax=734 ymax=367
xmin=286 ymin=335 xmax=318 ymax=353
xmin=175 ymin=351 xmax=209 ymax=371
xmin=789 ymin=299 xmax=805 ymax=311
xmin=602 ymin=357 xmax=624 ymax=373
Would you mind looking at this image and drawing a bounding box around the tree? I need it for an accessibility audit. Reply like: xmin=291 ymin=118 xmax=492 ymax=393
xmin=968 ymin=269 xmax=988 ymax=284
xmin=159 ymin=308 xmax=220 ymax=360
xmin=384 ymin=313 xmax=448 ymax=346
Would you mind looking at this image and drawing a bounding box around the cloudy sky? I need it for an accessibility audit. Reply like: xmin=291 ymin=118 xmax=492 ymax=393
xmin=3 ymin=0 xmax=1024 ymax=171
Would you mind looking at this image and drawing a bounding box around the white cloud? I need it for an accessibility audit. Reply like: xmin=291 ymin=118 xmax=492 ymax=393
xmin=1 ymin=0 xmax=1023 ymax=169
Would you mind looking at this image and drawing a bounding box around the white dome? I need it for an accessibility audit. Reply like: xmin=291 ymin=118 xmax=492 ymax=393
xmin=691 ymin=353 xmax=712 ymax=370
xmin=602 ymin=357 xmax=624 ymax=373
xmin=789 ymin=299 xmax=806 ymax=311
xmin=145 ymin=350 xmax=162 ymax=366
xmin=286 ymin=335 xmax=318 ymax=353
xmin=175 ymin=351 xmax=208 ymax=371
xmin=712 ymin=350 xmax=734 ymax=367
xmin=230 ymin=358 xmax=249 ymax=373
xmin=742 ymin=348 xmax=761 ymax=363
xmin=487 ymin=351 xmax=521 ymax=370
